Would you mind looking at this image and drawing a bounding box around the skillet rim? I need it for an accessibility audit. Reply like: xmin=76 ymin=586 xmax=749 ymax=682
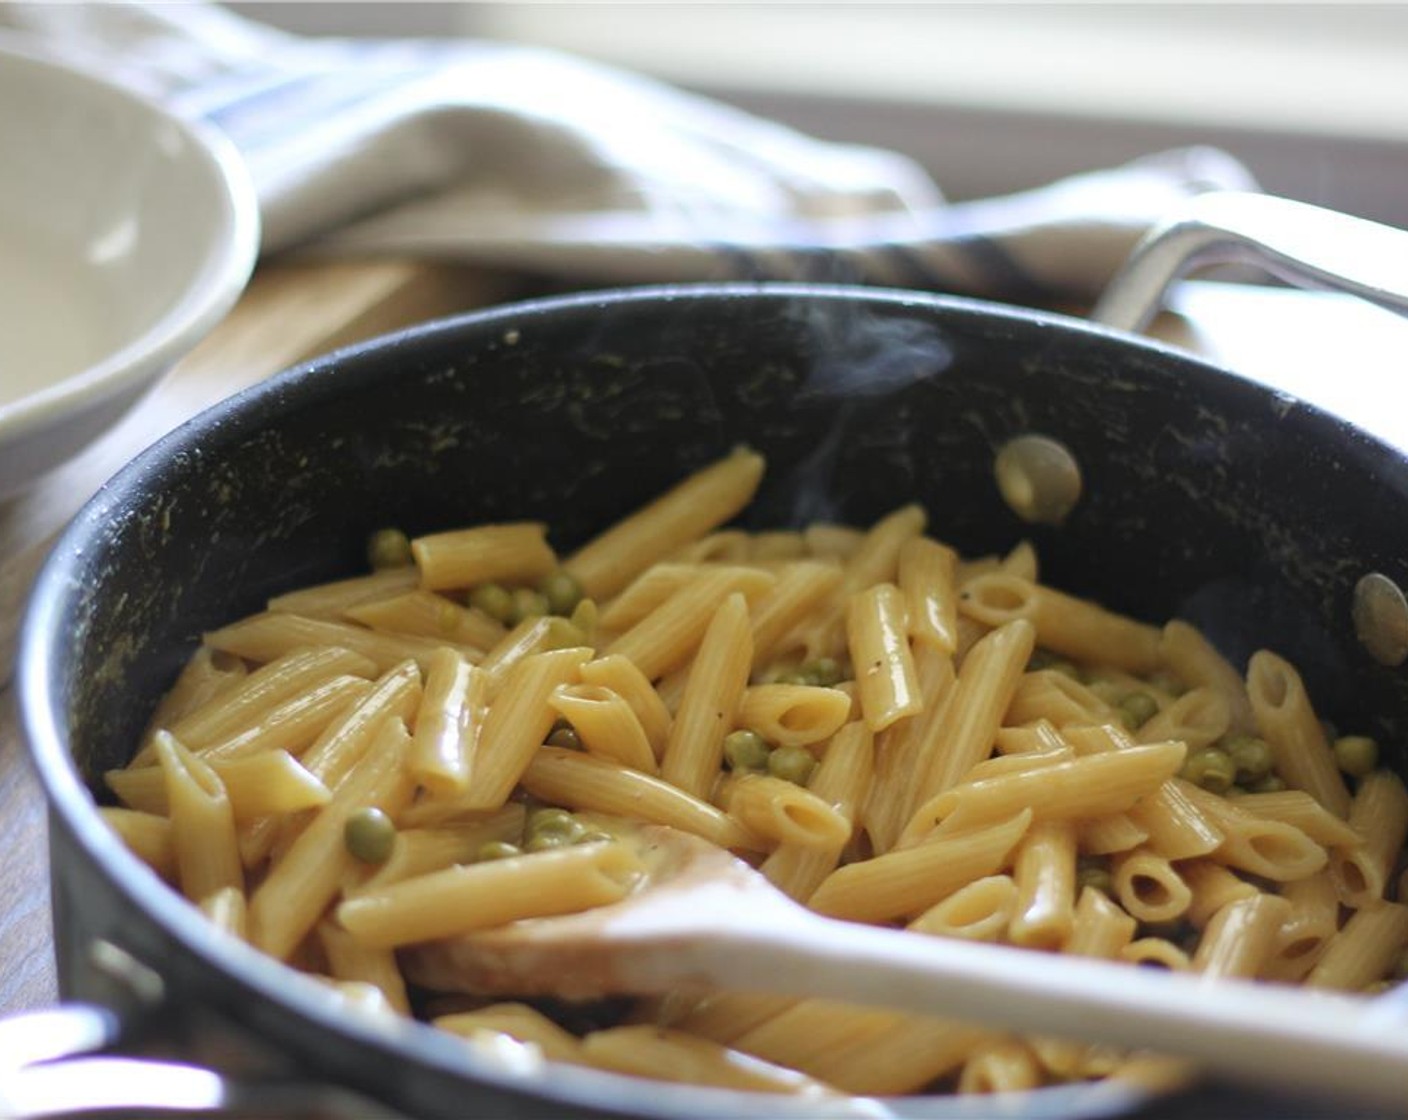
xmin=16 ymin=279 xmax=1399 ymax=1118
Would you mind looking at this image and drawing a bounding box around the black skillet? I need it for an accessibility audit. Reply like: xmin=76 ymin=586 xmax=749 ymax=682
xmin=9 ymin=193 xmax=1408 ymax=1119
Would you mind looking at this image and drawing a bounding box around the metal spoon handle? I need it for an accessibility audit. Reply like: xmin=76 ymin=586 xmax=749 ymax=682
xmin=1092 ymin=191 xmax=1408 ymax=333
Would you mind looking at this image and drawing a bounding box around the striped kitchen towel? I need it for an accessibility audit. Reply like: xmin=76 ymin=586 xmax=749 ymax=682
xmin=0 ymin=1 xmax=1257 ymax=303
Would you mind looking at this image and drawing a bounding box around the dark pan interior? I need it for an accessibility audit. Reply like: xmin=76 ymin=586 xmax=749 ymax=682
xmin=57 ymin=284 xmax=1408 ymax=780
xmin=28 ymin=283 xmax=1408 ymax=1118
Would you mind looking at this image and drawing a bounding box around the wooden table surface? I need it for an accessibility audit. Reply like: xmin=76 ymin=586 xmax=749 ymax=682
xmin=2 ymin=259 xmax=1407 ymax=1024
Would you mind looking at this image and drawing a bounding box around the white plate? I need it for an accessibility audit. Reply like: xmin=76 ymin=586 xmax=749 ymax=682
xmin=0 ymin=40 xmax=259 ymax=499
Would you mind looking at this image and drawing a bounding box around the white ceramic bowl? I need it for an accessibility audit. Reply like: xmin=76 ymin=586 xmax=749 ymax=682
xmin=0 ymin=41 xmax=259 ymax=498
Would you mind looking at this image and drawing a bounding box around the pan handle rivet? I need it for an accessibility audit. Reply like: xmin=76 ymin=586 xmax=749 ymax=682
xmin=994 ymin=434 xmax=1082 ymax=526
xmin=1353 ymin=573 xmax=1408 ymax=667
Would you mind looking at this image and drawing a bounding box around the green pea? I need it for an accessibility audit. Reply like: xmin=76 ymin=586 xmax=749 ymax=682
xmin=434 ymin=599 xmax=463 ymax=635
xmin=1076 ymin=864 xmax=1114 ymax=896
xmin=527 ymin=807 xmax=584 ymax=842
xmin=468 ymin=583 xmax=515 ymax=624
xmin=1246 ymin=773 xmax=1287 ymax=794
xmin=344 ymin=807 xmax=396 ymax=864
xmin=366 ymin=528 xmax=413 ymax=571
xmin=546 ymin=724 xmax=583 ymax=751
xmin=525 ymin=831 xmax=572 ymax=853
xmin=538 ymin=570 xmax=584 ymax=616
xmin=1048 ymin=660 xmax=1082 ymax=680
xmin=1180 ymin=747 xmax=1237 ymax=795
xmin=724 ymin=729 xmax=771 ymax=772
xmin=475 ymin=840 xmax=523 ymax=862
xmin=1118 ymin=691 xmax=1160 ymax=731
xmin=1088 ymin=679 xmax=1126 ymax=706
xmin=773 ymin=669 xmax=811 ymax=686
xmin=801 ymin=657 xmax=843 ymax=687
xmin=1026 ymin=649 xmax=1057 ymax=671
xmin=1334 ymin=735 xmax=1379 ymax=779
xmin=508 ymin=587 xmax=550 ymax=626
xmin=1146 ymin=670 xmax=1187 ymax=697
xmin=1224 ymin=735 xmax=1274 ymax=783
xmin=768 ymin=744 xmax=817 ymax=786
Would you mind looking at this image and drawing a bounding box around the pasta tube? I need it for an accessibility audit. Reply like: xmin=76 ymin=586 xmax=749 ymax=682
xmin=338 ymin=841 xmax=645 ymax=949
xmin=847 ymin=583 xmax=921 ymax=732
xmin=411 ymin=522 xmax=556 ymax=592
xmin=808 ymin=810 xmax=1031 ymax=923
xmin=564 ymin=448 xmax=765 ymax=600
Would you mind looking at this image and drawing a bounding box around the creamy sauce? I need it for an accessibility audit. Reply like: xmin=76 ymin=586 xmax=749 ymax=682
xmin=0 ymin=221 xmax=124 ymax=409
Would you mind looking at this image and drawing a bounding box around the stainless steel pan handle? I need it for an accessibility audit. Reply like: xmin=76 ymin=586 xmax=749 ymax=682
xmin=0 ymin=1003 xmax=407 ymax=1119
xmin=1092 ymin=191 xmax=1408 ymax=333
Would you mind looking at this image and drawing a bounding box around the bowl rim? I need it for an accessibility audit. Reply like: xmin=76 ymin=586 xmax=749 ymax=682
xmin=0 ymin=38 xmax=260 ymax=450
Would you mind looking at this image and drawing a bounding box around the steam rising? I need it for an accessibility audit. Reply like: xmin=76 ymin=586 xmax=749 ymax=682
xmin=772 ymin=300 xmax=953 ymax=525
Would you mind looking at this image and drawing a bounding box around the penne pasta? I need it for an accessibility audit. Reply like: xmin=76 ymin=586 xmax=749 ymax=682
xmin=565 ymin=448 xmax=766 ymax=601
xmin=267 ymin=566 xmax=420 ymax=619
xmin=457 ymin=647 xmax=592 ymax=811
xmin=719 ymin=774 xmax=851 ymax=851
xmin=579 ymin=654 xmax=673 ymax=758
xmin=1159 ymin=621 xmax=1256 ymax=735
xmin=1009 ymin=821 xmax=1077 ymax=949
xmin=342 ymin=842 xmax=645 ymax=949
xmin=521 ymin=747 xmax=759 ymax=851
xmin=958 ymin=1039 xmax=1042 ymax=1095
xmin=960 ymin=575 xmax=1160 ymax=674
xmin=550 ymin=683 xmax=658 ymax=774
xmin=167 ymin=646 xmax=377 ymax=751
xmin=808 ymin=810 xmax=1031 ymax=923
xmin=1111 ymin=848 xmax=1192 ymax=925
xmin=659 ymin=593 xmax=752 ymax=799
xmin=409 ymin=652 xmax=483 ymax=797
xmin=608 ymin=568 xmax=774 ymax=682
xmin=1329 ymin=771 xmax=1408 ymax=907
xmin=1306 ymin=902 xmax=1408 ymax=991
xmin=204 ymin=612 xmax=480 ymax=674
xmin=198 ymin=675 xmax=374 ymax=763
xmin=1135 ymin=687 xmax=1230 ymax=752
xmin=748 ymin=562 xmax=845 ymax=669
xmin=99 ymin=807 xmax=176 ymax=880
xmin=760 ymin=721 xmax=873 ymax=901
xmin=109 ymin=749 xmax=330 ymax=823
xmin=736 ymin=684 xmax=852 ymax=749
xmin=908 ymin=875 xmax=1017 ymax=943
xmin=318 ymin=920 xmax=410 ymax=1014
xmin=846 ymin=583 xmax=921 ymax=732
xmin=248 ymin=718 xmax=416 ymax=960
xmin=1192 ymin=893 xmax=1292 ymax=980
xmin=1179 ymin=781 xmax=1328 ymax=882
xmin=1182 ymin=861 xmax=1260 ymax=929
xmin=1119 ymin=939 xmax=1191 ymax=971
xmin=1265 ymin=871 xmax=1341 ymax=982
xmin=412 ymin=522 xmax=556 ymax=592
xmin=152 ymin=732 xmax=243 ymax=905
xmin=862 ymin=643 xmax=955 ymax=854
xmin=913 ymin=619 xmax=1036 ymax=805
xmin=1246 ymin=650 xmax=1352 ymax=818
xmin=902 ymin=741 xmax=1186 ymax=843
xmin=346 ymin=589 xmax=507 ymax=651
xmin=897 ymin=537 xmax=959 ymax=653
